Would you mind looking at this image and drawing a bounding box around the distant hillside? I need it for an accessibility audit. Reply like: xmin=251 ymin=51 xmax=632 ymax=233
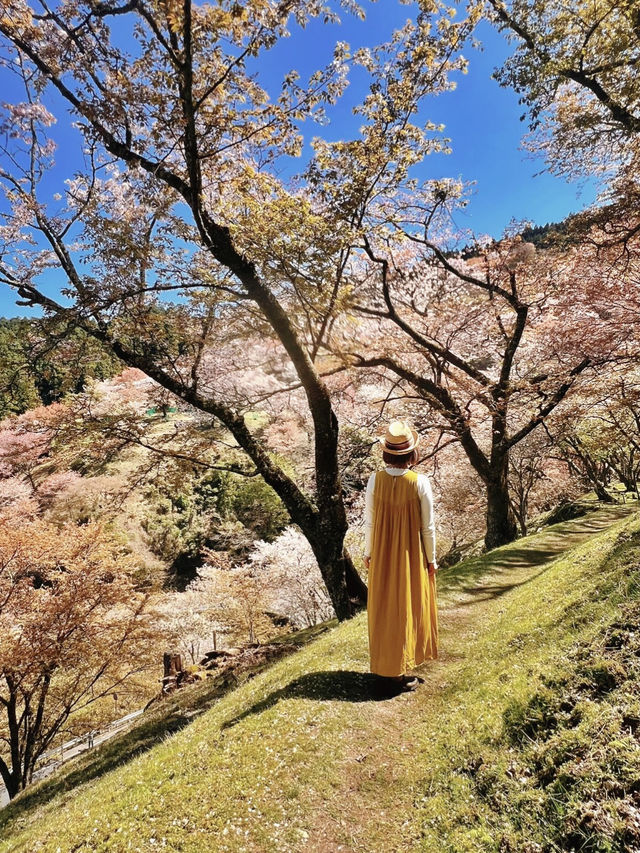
xmin=520 ymin=217 xmax=575 ymax=248
xmin=454 ymin=215 xmax=578 ymax=259
xmin=0 ymin=317 xmax=121 ymax=418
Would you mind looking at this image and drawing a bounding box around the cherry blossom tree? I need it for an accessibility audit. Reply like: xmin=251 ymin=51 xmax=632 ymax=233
xmin=156 ymin=527 xmax=335 ymax=661
xmin=155 ymin=558 xmax=232 ymax=664
xmin=488 ymin=0 xmax=640 ymax=176
xmin=506 ymin=429 xmax=580 ymax=535
xmin=334 ymin=230 xmax=633 ymax=548
xmin=603 ymin=380 xmax=640 ymax=497
xmin=546 ymin=371 xmax=640 ymax=502
xmin=488 ymin=0 xmax=640 ymax=249
xmin=250 ymin=527 xmax=335 ymax=628
xmin=0 ymin=0 xmax=480 ymax=618
xmin=0 ymin=403 xmax=67 ymax=489
xmin=0 ymin=510 xmax=151 ymax=799
xmin=195 ymin=560 xmax=277 ymax=647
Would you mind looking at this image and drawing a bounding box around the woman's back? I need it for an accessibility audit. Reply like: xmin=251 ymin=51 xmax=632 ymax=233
xmin=367 ymin=469 xmax=438 ymax=676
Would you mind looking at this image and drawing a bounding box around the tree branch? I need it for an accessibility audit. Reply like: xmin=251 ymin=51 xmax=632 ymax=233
xmin=352 ymin=353 xmax=491 ymax=481
xmin=507 ymin=357 xmax=591 ymax=448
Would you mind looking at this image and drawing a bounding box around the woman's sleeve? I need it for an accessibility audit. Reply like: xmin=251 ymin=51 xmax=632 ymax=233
xmin=418 ymin=474 xmax=437 ymax=567
xmin=364 ymin=473 xmax=376 ymax=558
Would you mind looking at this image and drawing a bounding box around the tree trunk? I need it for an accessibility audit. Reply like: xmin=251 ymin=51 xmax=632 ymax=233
xmin=0 ymin=757 xmax=19 ymax=801
xmin=312 ymin=541 xmax=367 ymax=621
xmin=564 ymin=439 xmax=615 ymax=504
xmin=512 ymin=498 xmax=528 ymax=537
xmin=311 ymin=402 xmax=367 ymax=618
xmin=162 ymin=652 xmax=184 ymax=694
xmin=485 ymin=474 xmax=519 ymax=551
xmin=483 ymin=409 xmax=519 ymax=550
xmin=609 ymin=456 xmax=636 ymax=493
xmin=4 ymin=687 xmax=24 ymax=799
xmin=593 ymin=481 xmax=615 ymax=503
xmin=344 ymin=550 xmax=368 ymax=609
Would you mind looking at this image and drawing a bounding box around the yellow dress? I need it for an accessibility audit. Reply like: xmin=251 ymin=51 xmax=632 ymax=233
xmin=368 ymin=470 xmax=438 ymax=677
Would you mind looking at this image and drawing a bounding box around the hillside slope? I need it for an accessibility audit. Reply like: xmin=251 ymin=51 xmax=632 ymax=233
xmin=1 ymin=503 xmax=638 ymax=852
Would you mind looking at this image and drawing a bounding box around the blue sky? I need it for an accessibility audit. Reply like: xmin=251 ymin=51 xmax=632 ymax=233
xmin=0 ymin=1 xmax=597 ymax=319
xmin=254 ymin=4 xmax=596 ymax=233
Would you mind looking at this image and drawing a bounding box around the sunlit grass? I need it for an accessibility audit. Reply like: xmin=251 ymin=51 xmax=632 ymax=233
xmin=0 ymin=504 xmax=637 ymax=852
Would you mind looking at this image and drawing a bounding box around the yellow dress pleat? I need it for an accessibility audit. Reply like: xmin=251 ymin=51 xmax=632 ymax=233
xmin=367 ymin=470 xmax=438 ymax=677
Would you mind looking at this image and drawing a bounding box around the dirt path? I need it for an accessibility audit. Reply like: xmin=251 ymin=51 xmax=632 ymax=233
xmin=303 ymin=504 xmax=635 ymax=852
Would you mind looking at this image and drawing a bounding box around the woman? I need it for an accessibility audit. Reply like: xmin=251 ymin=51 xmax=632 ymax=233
xmin=363 ymin=420 xmax=438 ymax=691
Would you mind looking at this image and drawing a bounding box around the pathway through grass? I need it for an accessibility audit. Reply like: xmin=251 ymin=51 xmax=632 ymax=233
xmin=1 ymin=503 xmax=636 ymax=852
xmin=299 ymin=504 xmax=635 ymax=851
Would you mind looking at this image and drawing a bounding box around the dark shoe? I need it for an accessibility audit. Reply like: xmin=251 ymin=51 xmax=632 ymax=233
xmin=386 ymin=674 xmax=421 ymax=692
xmin=375 ymin=675 xmax=404 ymax=697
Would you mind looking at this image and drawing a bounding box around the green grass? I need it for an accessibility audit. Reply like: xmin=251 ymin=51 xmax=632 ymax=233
xmin=406 ymin=509 xmax=640 ymax=853
xmin=1 ymin=504 xmax=638 ymax=852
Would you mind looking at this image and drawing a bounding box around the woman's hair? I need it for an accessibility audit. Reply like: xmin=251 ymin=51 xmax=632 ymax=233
xmin=382 ymin=448 xmax=419 ymax=467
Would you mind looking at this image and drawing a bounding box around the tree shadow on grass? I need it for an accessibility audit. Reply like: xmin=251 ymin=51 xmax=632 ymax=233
xmin=0 ymin=623 xmax=336 ymax=831
xmin=439 ymin=505 xmax=635 ymax=600
xmin=454 ymin=567 xmax=549 ymax=606
xmin=0 ymin=703 xmax=197 ymax=833
xmin=222 ymin=670 xmax=407 ymax=731
xmin=440 ymin=549 xmax=555 ymax=600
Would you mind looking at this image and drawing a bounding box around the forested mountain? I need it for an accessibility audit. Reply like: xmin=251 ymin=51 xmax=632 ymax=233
xmin=0 ymin=318 xmax=121 ymax=418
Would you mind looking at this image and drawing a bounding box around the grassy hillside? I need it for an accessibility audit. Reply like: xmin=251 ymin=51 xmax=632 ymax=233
xmin=1 ymin=504 xmax=638 ymax=852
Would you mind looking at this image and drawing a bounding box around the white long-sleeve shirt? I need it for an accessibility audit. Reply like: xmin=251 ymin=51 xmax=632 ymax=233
xmin=364 ymin=468 xmax=437 ymax=566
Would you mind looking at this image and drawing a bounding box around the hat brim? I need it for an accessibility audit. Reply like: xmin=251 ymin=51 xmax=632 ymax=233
xmin=378 ymin=428 xmax=420 ymax=454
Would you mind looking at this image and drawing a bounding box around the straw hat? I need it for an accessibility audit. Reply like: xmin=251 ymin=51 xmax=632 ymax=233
xmin=378 ymin=420 xmax=420 ymax=455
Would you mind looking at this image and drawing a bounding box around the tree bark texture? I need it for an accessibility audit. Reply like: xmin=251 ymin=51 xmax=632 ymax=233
xmin=485 ymin=468 xmax=519 ymax=551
